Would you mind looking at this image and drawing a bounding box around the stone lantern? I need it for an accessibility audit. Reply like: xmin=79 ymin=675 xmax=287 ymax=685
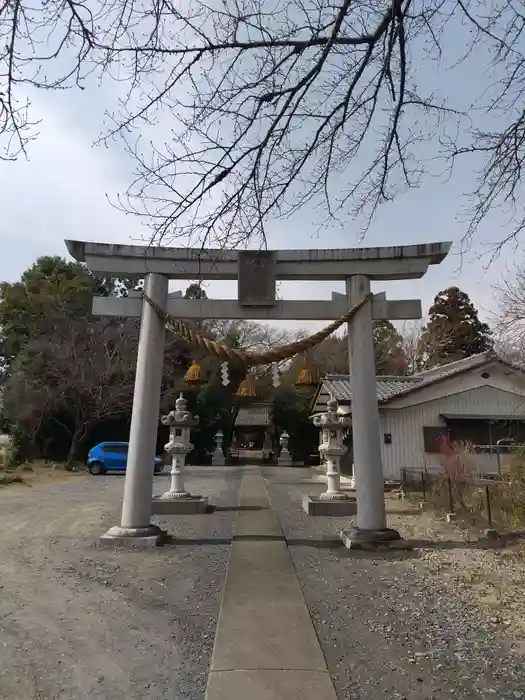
xmin=151 ymin=393 xmax=208 ymax=514
xmin=303 ymin=396 xmax=357 ymax=516
xmin=278 ymin=430 xmax=292 ymax=466
xmin=160 ymin=393 xmax=198 ymax=499
xmin=212 ymin=430 xmax=225 ymax=466
xmin=315 ymin=397 xmax=351 ymax=499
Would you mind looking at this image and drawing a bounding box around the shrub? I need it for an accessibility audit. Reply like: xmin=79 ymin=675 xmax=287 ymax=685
xmin=0 ymin=441 xmax=16 ymax=470
xmin=437 ymin=437 xmax=479 ymax=508
xmin=422 ymin=440 xmax=525 ymax=529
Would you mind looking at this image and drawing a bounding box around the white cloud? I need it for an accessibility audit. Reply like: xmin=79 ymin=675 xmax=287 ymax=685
xmin=0 ymin=97 xmax=140 ymax=282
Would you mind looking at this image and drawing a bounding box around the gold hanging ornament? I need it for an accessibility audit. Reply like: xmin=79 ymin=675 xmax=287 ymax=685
xmin=183 ymin=361 xmax=203 ymax=384
xmin=295 ymin=358 xmax=317 ymax=387
xmin=236 ymin=373 xmax=258 ymax=398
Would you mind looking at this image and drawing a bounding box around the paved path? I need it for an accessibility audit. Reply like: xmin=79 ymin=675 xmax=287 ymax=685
xmin=206 ymin=468 xmax=337 ymax=700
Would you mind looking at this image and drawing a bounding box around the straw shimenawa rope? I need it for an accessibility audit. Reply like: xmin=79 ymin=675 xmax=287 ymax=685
xmin=141 ymin=291 xmax=373 ymax=367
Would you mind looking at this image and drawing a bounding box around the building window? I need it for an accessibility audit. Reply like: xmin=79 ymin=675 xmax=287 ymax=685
xmin=446 ymin=418 xmax=525 ymax=447
xmin=423 ymin=426 xmax=450 ymax=453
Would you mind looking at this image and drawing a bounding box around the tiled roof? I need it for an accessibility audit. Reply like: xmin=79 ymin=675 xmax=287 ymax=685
xmin=317 ymin=352 xmax=512 ymax=406
xmin=320 ymin=375 xmax=423 ymax=403
xmin=416 ymin=352 xmax=495 ymax=382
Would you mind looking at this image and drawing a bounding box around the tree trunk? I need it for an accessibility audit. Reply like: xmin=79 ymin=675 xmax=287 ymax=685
xmin=227 ymin=405 xmax=240 ymax=447
xmin=66 ymin=429 xmax=84 ymax=470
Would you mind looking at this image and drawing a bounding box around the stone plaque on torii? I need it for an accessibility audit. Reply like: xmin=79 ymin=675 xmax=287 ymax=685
xmin=237 ymin=251 xmax=277 ymax=306
xmin=65 ymin=239 xmax=451 ymax=547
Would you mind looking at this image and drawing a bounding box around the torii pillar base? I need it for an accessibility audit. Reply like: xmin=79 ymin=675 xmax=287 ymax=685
xmin=100 ymin=524 xmax=169 ymax=549
xmin=340 ymin=527 xmax=408 ymax=551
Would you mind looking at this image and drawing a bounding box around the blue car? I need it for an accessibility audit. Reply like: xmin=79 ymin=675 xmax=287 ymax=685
xmin=87 ymin=441 xmax=165 ymax=476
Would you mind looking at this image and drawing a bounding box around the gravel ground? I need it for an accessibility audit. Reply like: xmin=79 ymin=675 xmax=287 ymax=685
xmin=0 ymin=467 xmax=242 ymax=700
xmin=4 ymin=465 xmax=525 ymax=700
xmin=264 ymin=468 xmax=525 ymax=700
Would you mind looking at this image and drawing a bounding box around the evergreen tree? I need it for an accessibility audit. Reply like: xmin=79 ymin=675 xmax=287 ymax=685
xmin=0 ymin=257 xmax=190 ymax=462
xmin=183 ymin=283 xmax=207 ymax=300
xmin=419 ymin=287 xmax=492 ymax=369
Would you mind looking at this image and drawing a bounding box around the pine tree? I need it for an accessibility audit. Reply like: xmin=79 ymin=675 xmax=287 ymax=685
xmin=419 ymin=287 xmax=492 ymax=369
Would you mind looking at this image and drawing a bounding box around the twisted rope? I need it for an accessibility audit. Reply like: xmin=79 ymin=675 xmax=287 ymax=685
xmin=141 ymin=291 xmax=373 ymax=367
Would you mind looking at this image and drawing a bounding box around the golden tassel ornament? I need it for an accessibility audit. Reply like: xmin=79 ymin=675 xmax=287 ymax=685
xmin=236 ymin=374 xmax=258 ymax=398
xmin=183 ymin=361 xmax=203 ymax=384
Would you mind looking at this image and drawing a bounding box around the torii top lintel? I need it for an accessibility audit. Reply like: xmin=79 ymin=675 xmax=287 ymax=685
xmin=65 ymin=240 xmax=452 ymax=281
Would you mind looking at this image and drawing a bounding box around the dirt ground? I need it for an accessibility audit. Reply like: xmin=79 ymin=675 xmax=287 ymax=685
xmin=0 ymin=468 xmax=242 ymax=700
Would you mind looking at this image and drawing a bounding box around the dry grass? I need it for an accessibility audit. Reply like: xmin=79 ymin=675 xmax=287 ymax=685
xmin=0 ymin=470 xmax=25 ymax=486
xmin=387 ymin=492 xmax=525 ymax=639
xmin=403 ymin=440 xmax=525 ymax=531
xmin=0 ymin=458 xmax=81 ymax=489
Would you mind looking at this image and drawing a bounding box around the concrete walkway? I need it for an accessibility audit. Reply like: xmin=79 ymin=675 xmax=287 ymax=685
xmin=205 ymin=468 xmax=337 ymax=700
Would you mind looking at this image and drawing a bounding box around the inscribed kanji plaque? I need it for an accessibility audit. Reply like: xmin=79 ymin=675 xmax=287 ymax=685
xmin=238 ymin=251 xmax=276 ymax=306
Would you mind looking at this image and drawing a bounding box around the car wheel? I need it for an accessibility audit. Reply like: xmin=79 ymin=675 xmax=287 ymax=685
xmin=154 ymin=464 xmax=165 ymax=475
xmin=89 ymin=461 xmax=105 ymax=476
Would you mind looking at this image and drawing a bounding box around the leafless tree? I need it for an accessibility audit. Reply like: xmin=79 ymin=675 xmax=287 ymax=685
xmin=496 ymin=266 xmax=525 ymax=336
xmin=401 ymin=320 xmax=426 ymax=374
xmin=210 ymin=319 xmax=295 ymax=353
xmin=295 ymin=320 xmax=409 ymax=377
xmin=304 ymin=334 xmax=349 ymax=376
xmin=2 ymin=0 xmax=525 ymax=248
xmin=3 ymin=310 xmax=139 ymax=461
xmin=401 ymin=318 xmax=481 ymax=372
xmin=494 ymin=266 xmax=525 ymax=367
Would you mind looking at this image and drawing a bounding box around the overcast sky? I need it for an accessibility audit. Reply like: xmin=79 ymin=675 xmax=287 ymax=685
xmin=0 ymin=23 xmax=516 ymax=331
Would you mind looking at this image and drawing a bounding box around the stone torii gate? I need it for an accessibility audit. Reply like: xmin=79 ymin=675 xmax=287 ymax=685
xmin=65 ymin=239 xmax=451 ymax=546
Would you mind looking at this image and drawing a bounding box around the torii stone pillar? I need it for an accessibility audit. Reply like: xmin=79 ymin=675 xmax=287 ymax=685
xmin=102 ymin=272 xmax=169 ymax=545
xmin=342 ymin=275 xmax=400 ymax=546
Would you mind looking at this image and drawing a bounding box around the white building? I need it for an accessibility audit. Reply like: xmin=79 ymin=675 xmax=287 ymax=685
xmin=312 ymin=353 xmax=525 ymax=480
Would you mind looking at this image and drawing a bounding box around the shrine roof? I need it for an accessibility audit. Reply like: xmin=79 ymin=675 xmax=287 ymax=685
xmin=314 ymin=352 xmax=520 ymax=410
xmin=321 ymin=375 xmax=422 ymax=404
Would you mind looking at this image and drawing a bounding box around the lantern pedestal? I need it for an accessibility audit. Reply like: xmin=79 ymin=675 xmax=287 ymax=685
xmin=302 ymin=494 xmax=357 ymax=517
xmin=151 ymin=495 xmax=209 ymax=515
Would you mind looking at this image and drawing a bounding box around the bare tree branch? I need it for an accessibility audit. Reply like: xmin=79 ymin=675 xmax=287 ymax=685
xmin=494 ymin=264 xmax=525 ymax=364
xmin=3 ymin=308 xmax=139 ymax=459
xmin=2 ymin=0 xmax=525 ymax=249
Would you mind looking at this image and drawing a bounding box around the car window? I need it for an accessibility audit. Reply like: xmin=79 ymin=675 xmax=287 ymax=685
xmin=104 ymin=444 xmax=128 ymax=454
